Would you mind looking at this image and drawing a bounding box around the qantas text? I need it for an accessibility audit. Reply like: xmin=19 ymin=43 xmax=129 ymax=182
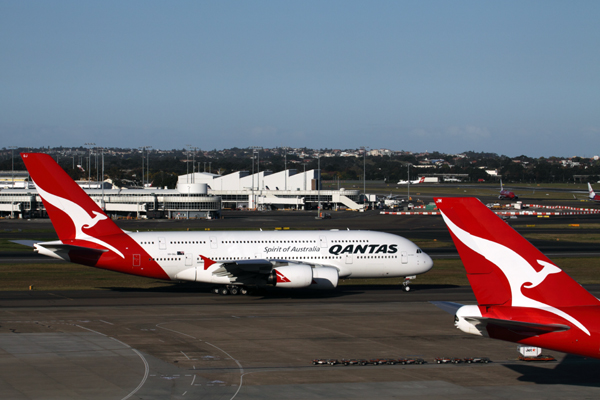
xmin=328 ymin=244 xmax=398 ymax=255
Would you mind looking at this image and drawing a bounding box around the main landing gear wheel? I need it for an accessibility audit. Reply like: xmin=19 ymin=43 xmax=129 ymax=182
xmin=403 ymin=285 xmax=411 ymax=292
xmin=240 ymin=287 xmax=249 ymax=295
xmin=229 ymin=287 xmax=239 ymax=295
xmin=212 ymin=287 xmax=220 ymax=295
xmin=219 ymin=287 xmax=229 ymax=295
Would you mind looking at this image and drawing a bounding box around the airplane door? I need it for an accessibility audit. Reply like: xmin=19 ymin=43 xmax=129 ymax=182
xmin=319 ymin=235 xmax=328 ymax=248
xmin=133 ymin=254 xmax=141 ymax=267
xmin=210 ymin=236 xmax=218 ymax=249
xmin=158 ymin=237 xmax=166 ymax=250
xmin=185 ymin=253 xmax=193 ymax=266
xmin=401 ymin=251 xmax=408 ymax=264
xmin=345 ymin=254 xmax=353 ymax=264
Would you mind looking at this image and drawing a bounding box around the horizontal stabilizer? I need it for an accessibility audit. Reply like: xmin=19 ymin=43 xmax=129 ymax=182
xmin=11 ymin=240 xmax=38 ymax=248
xmin=431 ymin=301 xmax=464 ymax=315
xmin=465 ymin=316 xmax=570 ymax=336
xmin=35 ymin=241 xmax=108 ymax=264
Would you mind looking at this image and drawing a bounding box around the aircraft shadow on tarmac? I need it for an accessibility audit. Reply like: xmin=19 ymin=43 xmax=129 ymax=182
xmin=98 ymin=283 xmax=463 ymax=299
xmin=504 ymin=354 xmax=600 ymax=387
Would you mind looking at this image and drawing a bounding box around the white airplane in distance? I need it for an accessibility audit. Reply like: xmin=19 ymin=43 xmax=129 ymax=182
xmin=17 ymin=153 xmax=433 ymax=295
xmin=397 ymin=176 xmax=425 ymax=185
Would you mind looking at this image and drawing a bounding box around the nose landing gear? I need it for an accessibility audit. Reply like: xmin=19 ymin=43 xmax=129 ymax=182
xmin=402 ymin=276 xmax=416 ymax=292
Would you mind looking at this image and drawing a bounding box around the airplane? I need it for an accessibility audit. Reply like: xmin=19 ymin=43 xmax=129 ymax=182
xmin=588 ymin=183 xmax=600 ymax=202
xmin=433 ymin=197 xmax=600 ymax=359
xmin=380 ymin=193 xmax=405 ymax=208
xmin=397 ymin=176 xmax=425 ymax=185
xmin=498 ymin=179 xmax=517 ymax=200
xmin=16 ymin=153 xmax=433 ymax=295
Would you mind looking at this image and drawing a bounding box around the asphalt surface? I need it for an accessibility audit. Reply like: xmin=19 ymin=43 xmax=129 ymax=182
xmin=1 ymin=203 xmax=600 ymax=398
xmin=1 ymin=287 xmax=600 ymax=399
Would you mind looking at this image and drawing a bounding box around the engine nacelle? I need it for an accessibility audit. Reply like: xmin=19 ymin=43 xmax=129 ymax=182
xmin=269 ymin=264 xmax=313 ymax=288
xmin=455 ymin=305 xmax=487 ymax=337
xmin=310 ymin=267 xmax=339 ymax=290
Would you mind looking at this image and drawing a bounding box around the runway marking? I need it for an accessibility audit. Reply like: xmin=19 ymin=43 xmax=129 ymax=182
xmin=181 ymin=351 xmax=190 ymax=360
xmin=205 ymin=342 xmax=244 ymax=400
xmin=72 ymin=323 xmax=150 ymax=400
xmin=110 ymin=337 xmax=131 ymax=348
xmin=156 ymin=322 xmax=198 ymax=339
xmin=182 ymin=391 xmax=187 ymax=396
xmin=48 ymin=292 xmax=73 ymax=300
xmin=75 ymin=325 xmax=107 ymax=336
xmin=191 ymin=375 xmax=196 ymax=385
xmin=99 ymin=319 xmax=114 ymax=325
xmin=121 ymin=348 xmax=149 ymax=400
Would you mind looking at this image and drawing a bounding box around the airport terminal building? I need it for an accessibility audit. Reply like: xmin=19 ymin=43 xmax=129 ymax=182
xmin=0 ymin=169 xmax=363 ymax=219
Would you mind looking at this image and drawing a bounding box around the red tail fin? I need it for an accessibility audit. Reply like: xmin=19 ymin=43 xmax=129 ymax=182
xmin=21 ymin=153 xmax=123 ymax=241
xmin=434 ymin=197 xmax=598 ymax=308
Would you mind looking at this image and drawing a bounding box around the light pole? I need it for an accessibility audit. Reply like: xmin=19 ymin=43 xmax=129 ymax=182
xmin=361 ymin=146 xmax=369 ymax=206
xmin=85 ymin=143 xmax=95 ymax=188
xmin=185 ymin=145 xmax=191 ymax=183
xmin=284 ymin=150 xmax=287 ymax=191
xmin=188 ymin=146 xmax=197 ymax=183
xmin=9 ymin=146 xmax=17 ymax=187
xmin=407 ymin=163 xmax=411 ymax=202
xmin=141 ymin=146 xmax=152 ymax=187
xmin=317 ymin=151 xmax=321 ymax=217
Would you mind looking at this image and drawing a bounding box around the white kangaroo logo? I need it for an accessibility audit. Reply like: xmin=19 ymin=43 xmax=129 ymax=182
xmin=440 ymin=210 xmax=589 ymax=335
xmin=35 ymin=181 xmax=124 ymax=258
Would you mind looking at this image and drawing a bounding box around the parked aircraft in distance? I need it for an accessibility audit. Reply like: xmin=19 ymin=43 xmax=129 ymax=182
xmin=17 ymin=153 xmax=433 ymax=295
xmin=498 ymin=179 xmax=517 ymax=199
xmin=588 ymin=183 xmax=600 ymax=202
xmin=433 ymin=197 xmax=600 ymax=359
xmin=397 ymin=176 xmax=425 ymax=185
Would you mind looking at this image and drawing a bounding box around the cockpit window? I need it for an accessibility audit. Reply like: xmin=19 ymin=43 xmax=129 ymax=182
xmin=416 ymin=249 xmax=422 ymax=253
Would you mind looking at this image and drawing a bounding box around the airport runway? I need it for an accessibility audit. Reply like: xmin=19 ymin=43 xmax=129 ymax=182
xmin=2 ymin=287 xmax=600 ymax=399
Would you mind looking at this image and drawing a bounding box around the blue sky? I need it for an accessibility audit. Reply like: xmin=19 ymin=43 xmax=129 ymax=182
xmin=1 ymin=1 xmax=599 ymax=157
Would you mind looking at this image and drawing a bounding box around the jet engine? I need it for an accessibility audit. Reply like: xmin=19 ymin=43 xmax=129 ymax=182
xmin=454 ymin=305 xmax=486 ymax=336
xmin=310 ymin=267 xmax=339 ymax=289
xmin=268 ymin=264 xmax=313 ymax=288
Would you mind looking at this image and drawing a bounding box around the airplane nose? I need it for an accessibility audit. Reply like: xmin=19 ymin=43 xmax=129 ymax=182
xmin=420 ymin=252 xmax=434 ymax=274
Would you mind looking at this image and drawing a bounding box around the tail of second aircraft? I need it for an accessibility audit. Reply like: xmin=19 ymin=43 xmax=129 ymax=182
xmin=434 ymin=197 xmax=598 ymax=308
xmin=433 ymin=197 xmax=600 ymax=358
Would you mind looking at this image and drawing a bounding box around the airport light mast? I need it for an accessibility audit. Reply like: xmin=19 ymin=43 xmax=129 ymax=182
xmin=9 ymin=146 xmax=17 ymax=187
xmin=85 ymin=143 xmax=95 ymax=188
xmin=317 ymin=151 xmax=321 ymax=217
xmin=361 ymin=146 xmax=369 ymax=208
xmin=249 ymin=146 xmax=262 ymax=209
xmin=407 ymin=164 xmax=411 ymax=202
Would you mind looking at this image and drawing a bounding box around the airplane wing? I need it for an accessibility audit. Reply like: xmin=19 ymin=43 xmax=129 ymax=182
xmin=210 ymin=259 xmax=339 ymax=288
xmin=431 ymin=301 xmax=464 ymax=314
xmin=212 ymin=259 xmax=274 ymax=278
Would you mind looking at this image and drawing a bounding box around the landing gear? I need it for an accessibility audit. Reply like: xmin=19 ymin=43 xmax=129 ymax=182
xmin=402 ymin=276 xmax=416 ymax=292
xmin=212 ymin=285 xmax=251 ymax=295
